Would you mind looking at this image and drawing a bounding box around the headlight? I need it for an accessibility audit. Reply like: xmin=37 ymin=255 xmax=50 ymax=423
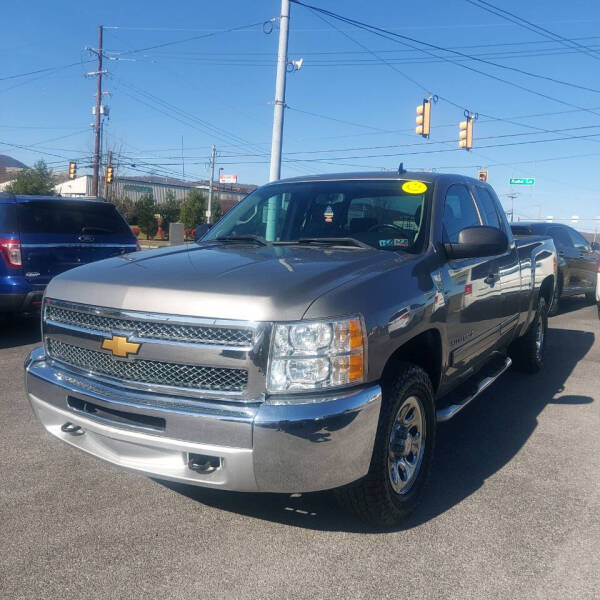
xmin=267 ymin=316 xmax=365 ymax=392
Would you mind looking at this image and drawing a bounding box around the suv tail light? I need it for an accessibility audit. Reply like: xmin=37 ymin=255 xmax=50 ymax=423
xmin=0 ymin=238 xmax=22 ymax=267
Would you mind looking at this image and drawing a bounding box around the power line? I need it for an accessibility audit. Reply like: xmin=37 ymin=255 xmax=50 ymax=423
xmin=290 ymin=0 xmax=600 ymax=118
xmin=465 ymin=0 xmax=600 ymax=61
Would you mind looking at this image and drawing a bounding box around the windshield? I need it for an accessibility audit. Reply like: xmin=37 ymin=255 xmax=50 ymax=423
xmin=203 ymin=179 xmax=430 ymax=252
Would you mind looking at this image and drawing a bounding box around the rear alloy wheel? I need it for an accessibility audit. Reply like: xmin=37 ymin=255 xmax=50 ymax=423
xmin=336 ymin=363 xmax=435 ymax=527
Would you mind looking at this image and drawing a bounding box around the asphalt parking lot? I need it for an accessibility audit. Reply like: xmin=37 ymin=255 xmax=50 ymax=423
xmin=1 ymin=299 xmax=599 ymax=600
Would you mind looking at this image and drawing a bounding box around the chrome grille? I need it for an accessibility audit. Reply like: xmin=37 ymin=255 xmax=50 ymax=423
xmin=45 ymin=305 xmax=254 ymax=347
xmin=47 ymin=339 xmax=248 ymax=392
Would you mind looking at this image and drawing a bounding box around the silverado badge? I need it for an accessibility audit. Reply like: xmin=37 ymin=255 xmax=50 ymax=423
xmin=101 ymin=335 xmax=140 ymax=358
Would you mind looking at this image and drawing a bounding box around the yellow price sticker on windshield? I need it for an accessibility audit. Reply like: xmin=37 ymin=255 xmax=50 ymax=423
xmin=402 ymin=180 xmax=427 ymax=195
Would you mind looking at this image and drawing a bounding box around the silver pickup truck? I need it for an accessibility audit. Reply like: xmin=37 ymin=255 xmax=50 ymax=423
xmin=25 ymin=171 xmax=557 ymax=526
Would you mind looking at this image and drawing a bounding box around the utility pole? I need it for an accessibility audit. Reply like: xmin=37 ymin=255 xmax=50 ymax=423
xmin=181 ymin=136 xmax=185 ymax=181
xmin=91 ymin=25 xmax=104 ymax=198
xmin=269 ymin=0 xmax=290 ymax=182
xmin=506 ymin=192 xmax=518 ymax=222
xmin=207 ymin=145 xmax=216 ymax=224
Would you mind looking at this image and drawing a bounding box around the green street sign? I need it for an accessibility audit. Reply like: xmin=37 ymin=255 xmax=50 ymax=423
xmin=509 ymin=177 xmax=535 ymax=185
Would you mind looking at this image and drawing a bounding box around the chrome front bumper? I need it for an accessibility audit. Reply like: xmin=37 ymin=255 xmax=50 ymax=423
xmin=25 ymin=347 xmax=382 ymax=493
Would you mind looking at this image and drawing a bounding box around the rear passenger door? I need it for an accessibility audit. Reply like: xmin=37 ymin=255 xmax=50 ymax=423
xmin=549 ymin=226 xmax=580 ymax=293
xmin=472 ymin=185 xmax=521 ymax=340
xmin=563 ymin=227 xmax=597 ymax=292
xmin=441 ymin=184 xmax=501 ymax=375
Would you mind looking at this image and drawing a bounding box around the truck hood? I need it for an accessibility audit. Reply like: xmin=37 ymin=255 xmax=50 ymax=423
xmin=46 ymin=242 xmax=406 ymax=321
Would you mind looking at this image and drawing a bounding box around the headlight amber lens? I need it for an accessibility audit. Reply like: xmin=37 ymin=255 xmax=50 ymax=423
xmin=268 ymin=317 xmax=365 ymax=392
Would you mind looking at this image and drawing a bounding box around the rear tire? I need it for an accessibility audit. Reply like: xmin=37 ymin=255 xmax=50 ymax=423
xmin=510 ymin=297 xmax=548 ymax=373
xmin=336 ymin=363 xmax=435 ymax=527
xmin=547 ymin=278 xmax=561 ymax=317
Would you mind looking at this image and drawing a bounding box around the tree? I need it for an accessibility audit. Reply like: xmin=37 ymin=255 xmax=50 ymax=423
xmin=6 ymin=160 xmax=55 ymax=195
xmin=136 ymin=193 xmax=158 ymax=239
xmin=112 ymin=195 xmax=136 ymax=224
xmin=160 ymin=191 xmax=182 ymax=238
xmin=180 ymin=189 xmax=207 ymax=230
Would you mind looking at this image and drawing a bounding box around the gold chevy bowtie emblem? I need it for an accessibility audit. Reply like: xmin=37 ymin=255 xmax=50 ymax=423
xmin=101 ymin=335 xmax=140 ymax=358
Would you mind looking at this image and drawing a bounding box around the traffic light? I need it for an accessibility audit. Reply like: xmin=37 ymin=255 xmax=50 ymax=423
xmin=415 ymin=98 xmax=431 ymax=138
xmin=68 ymin=161 xmax=77 ymax=180
xmin=106 ymin=165 xmax=114 ymax=184
xmin=478 ymin=170 xmax=488 ymax=182
xmin=459 ymin=117 xmax=474 ymax=150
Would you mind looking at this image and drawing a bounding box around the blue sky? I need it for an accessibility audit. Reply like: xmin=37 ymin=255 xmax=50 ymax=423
xmin=2 ymin=0 xmax=600 ymax=230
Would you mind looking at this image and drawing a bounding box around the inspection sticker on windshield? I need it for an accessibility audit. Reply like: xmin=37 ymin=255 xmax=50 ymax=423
xmin=402 ymin=180 xmax=427 ymax=194
xmin=379 ymin=238 xmax=409 ymax=248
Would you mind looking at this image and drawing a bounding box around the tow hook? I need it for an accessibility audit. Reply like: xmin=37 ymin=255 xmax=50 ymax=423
xmin=188 ymin=453 xmax=221 ymax=474
xmin=61 ymin=422 xmax=85 ymax=436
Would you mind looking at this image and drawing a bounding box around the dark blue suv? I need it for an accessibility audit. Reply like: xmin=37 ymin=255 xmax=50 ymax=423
xmin=0 ymin=194 xmax=138 ymax=313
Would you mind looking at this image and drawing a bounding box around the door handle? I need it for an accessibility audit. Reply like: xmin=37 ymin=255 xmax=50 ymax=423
xmin=484 ymin=273 xmax=498 ymax=285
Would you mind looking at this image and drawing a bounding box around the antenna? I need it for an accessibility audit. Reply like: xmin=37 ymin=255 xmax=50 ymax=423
xmin=398 ymin=162 xmax=406 ymax=174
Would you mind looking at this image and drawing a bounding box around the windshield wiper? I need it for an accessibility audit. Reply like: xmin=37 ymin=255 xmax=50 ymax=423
xmin=81 ymin=226 xmax=113 ymax=234
xmin=215 ymin=235 xmax=268 ymax=246
xmin=296 ymin=237 xmax=371 ymax=249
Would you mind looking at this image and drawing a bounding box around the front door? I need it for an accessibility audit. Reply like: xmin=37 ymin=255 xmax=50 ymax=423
xmin=440 ymin=184 xmax=502 ymax=380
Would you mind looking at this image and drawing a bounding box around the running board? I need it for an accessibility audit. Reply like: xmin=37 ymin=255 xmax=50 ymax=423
xmin=436 ymin=356 xmax=512 ymax=422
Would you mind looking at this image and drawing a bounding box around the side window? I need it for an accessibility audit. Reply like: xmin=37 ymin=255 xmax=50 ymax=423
xmin=565 ymin=227 xmax=590 ymax=252
xmin=473 ymin=187 xmax=501 ymax=229
xmin=549 ymin=227 xmax=573 ymax=249
xmin=443 ymin=184 xmax=481 ymax=243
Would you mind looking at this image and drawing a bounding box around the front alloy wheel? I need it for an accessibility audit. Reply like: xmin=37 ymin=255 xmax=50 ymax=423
xmin=388 ymin=396 xmax=426 ymax=495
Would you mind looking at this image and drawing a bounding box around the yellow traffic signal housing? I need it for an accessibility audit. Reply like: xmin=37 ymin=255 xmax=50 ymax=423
xmin=416 ymin=99 xmax=431 ymax=138
xmin=106 ymin=165 xmax=114 ymax=184
xmin=478 ymin=170 xmax=488 ymax=182
xmin=459 ymin=117 xmax=473 ymax=150
xmin=68 ymin=161 xmax=77 ymax=180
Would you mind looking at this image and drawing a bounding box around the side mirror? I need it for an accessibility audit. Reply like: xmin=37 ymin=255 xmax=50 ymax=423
xmin=591 ymin=241 xmax=599 ymax=251
xmin=444 ymin=226 xmax=508 ymax=260
xmin=195 ymin=223 xmax=212 ymax=241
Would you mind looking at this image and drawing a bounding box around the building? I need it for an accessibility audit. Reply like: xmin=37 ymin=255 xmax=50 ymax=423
xmin=54 ymin=174 xmax=256 ymax=211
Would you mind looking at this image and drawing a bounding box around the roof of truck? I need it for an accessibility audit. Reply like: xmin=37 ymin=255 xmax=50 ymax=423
xmin=272 ymin=170 xmax=480 ymax=185
xmin=0 ymin=193 xmax=109 ymax=205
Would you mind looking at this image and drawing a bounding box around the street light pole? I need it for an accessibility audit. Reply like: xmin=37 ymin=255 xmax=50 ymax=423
xmin=269 ymin=0 xmax=290 ymax=182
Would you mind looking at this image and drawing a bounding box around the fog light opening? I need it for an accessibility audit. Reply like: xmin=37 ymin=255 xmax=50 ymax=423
xmin=188 ymin=453 xmax=221 ymax=474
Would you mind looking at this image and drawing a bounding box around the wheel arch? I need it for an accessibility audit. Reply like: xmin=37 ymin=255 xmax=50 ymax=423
xmin=381 ymin=328 xmax=443 ymax=393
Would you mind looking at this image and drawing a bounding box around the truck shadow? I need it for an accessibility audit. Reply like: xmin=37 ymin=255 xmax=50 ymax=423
xmin=159 ymin=327 xmax=595 ymax=533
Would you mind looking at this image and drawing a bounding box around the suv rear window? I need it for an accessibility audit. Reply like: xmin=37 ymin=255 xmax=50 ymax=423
xmin=0 ymin=203 xmax=17 ymax=233
xmin=17 ymin=201 xmax=132 ymax=236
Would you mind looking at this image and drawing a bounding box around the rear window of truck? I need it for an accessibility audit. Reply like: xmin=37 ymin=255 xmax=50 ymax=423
xmin=17 ymin=201 xmax=132 ymax=236
xmin=0 ymin=203 xmax=18 ymax=233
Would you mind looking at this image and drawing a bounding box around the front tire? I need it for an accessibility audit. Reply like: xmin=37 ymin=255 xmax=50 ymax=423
xmin=510 ymin=297 xmax=548 ymax=373
xmin=336 ymin=363 xmax=435 ymax=527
